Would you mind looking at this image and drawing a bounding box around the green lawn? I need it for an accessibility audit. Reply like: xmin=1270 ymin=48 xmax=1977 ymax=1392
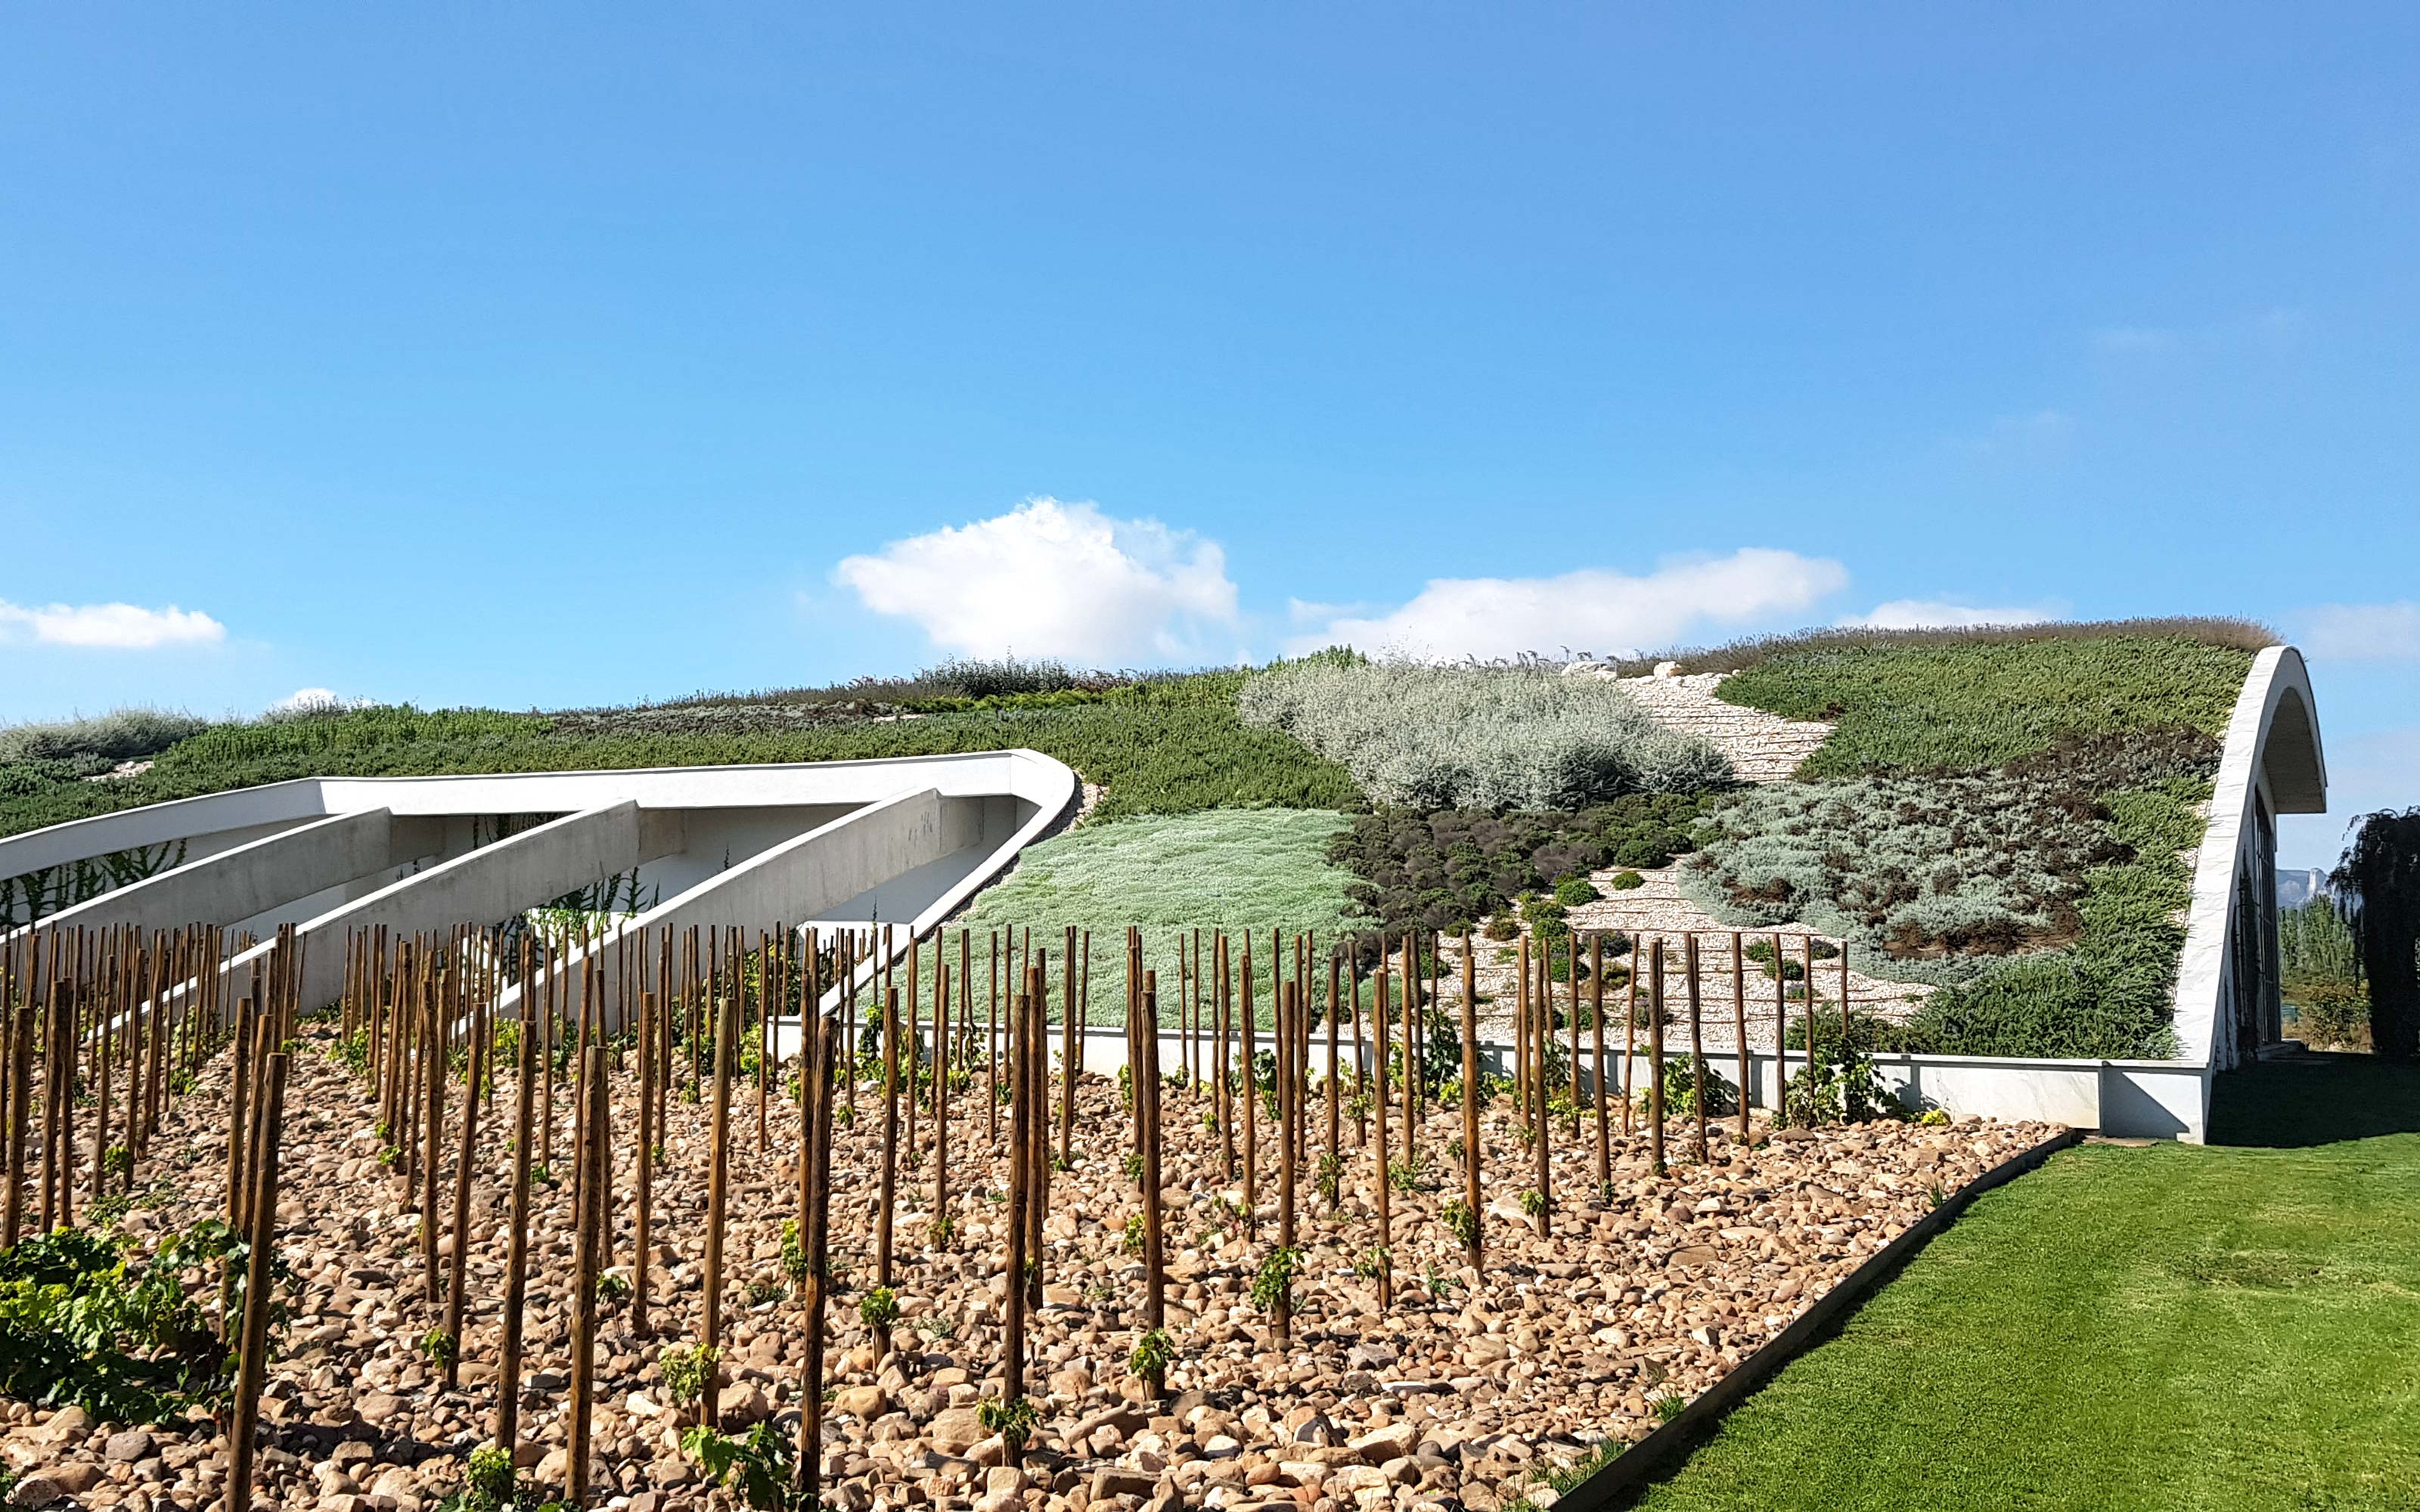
xmin=1622 ymin=1055 xmax=2420 ymax=1512
xmin=932 ymin=807 xmax=1359 ymax=1025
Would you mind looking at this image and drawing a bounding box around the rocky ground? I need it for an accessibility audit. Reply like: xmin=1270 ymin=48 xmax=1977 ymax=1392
xmin=1556 ymin=666 xmax=1831 ymax=785
xmin=2 ymin=1024 xmax=2059 ymax=1512
xmin=1429 ymin=860 xmax=1932 ymax=1060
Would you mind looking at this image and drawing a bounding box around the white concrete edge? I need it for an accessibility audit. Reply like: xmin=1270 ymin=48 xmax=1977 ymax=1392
xmin=0 ymin=778 xmax=331 ymax=879
xmin=2170 ymin=646 xmax=2320 ymax=1114
xmin=794 ymin=750 xmax=1079 ymax=1014
xmin=508 ymin=786 xmax=945 ymax=1021
xmin=2 ymin=808 xmax=387 ymax=944
xmin=0 ymin=748 xmax=1077 ymax=876
xmin=215 ymin=801 xmax=641 ymax=1014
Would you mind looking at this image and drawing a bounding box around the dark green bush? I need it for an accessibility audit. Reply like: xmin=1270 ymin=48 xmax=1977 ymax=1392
xmin=1327 ymin=794 xmax=1714 ymax=936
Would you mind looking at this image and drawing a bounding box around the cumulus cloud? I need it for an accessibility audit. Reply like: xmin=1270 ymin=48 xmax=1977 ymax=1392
xmin=834 ymin=497 xmax=1239 ymax=665
xmin=267 ymin=688 xmax=368 ymax=715
xmin=1836 ymin=600 xmax=2056 ymax=631
xmin=1286 ymin=549 xmax=1848 ymax=662
xmin=2297 ymin=601 xmax=2420 ymax=661
xmin=0 ymin=599 xmax=225 ymax=649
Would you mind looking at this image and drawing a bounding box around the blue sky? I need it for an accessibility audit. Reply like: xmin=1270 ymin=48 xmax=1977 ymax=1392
xmin=3 ymin=5 xmax=2415 ymax=868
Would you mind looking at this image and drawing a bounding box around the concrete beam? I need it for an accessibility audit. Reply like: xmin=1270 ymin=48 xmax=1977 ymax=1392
xmin=0 ymin=779 xmax=330 ymax=882
xmin=225 ymin=800 xmax=647 ymax=1012
xmin=530 ymin=788 xmax=950 ymax=1029
xmin=7 ymin=809 xmax=435 ymax=944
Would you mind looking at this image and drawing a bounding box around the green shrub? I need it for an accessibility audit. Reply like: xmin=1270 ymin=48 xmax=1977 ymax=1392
xmin=0 ymin=1220 xmax=287 ymax=1421
xmin=1329 ymin=795 xmax=1712 ymax=937
xmin=1554 ymin=878 xmax=1601 ymax=906
xmin=2285 ymin=978 xmax=2370 ymax=1051
xmin=1683 ymin=772 xmax=2135 ymax=984
xmin=1250 ymin=1246 xmax=1302 ymax=1313
xmin=1242 ymin=660 xmax=1733 ymax=809
xmin=1608 ymin=869 xmax=1645 ymax=891
xmin=458 ymin=1443 xmax=517 ymax=1512
xmin=682 ymin=1420 xmax=806 ymax=1510
xmin=858 ymin=1286 xmax=898 ymax=1329
xmin=1640 ymin=1057 xmax=1736 ymax=1118
xmin=659 ymin=1342 xmax=717 ymax=1407
xmin=1129 ymin=1326 xmax=1177 ymax=1379
xmin=1892 ymin=853 xmax=2192 ymax=1059
xmin=0 ymin=708 xmax=207 ymax=767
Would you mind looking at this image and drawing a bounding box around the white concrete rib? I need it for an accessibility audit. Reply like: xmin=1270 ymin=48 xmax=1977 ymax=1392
xmin=1 ymin=748 xmax=1079 ymax=1028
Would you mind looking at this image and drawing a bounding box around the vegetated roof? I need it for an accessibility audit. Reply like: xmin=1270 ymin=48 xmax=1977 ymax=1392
xmin=1590 ymin=616 xmax=2280 ymax=680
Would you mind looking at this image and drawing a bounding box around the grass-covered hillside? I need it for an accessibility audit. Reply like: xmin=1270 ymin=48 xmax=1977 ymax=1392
xmin=2 ymin=623 xmax=2271 ymax=1058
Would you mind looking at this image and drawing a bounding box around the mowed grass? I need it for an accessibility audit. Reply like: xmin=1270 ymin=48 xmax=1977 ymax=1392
xmin=945 ymin=808 xmax=1358 ymax=1025
xmin=1622 ymin=1055 xmax=2420 ymax=1512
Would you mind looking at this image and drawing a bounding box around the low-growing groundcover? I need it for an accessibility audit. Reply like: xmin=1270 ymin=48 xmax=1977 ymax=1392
xmin=1625 ymin=1058 xmax=2420 ymax=1512
xmin=1713 ymin=631 xmax=2257 ymax=776
xmin=944 ymin=808 xmax=1358 ymax=1025
xmin=0 ymin=672 xmax=1364 ymax=847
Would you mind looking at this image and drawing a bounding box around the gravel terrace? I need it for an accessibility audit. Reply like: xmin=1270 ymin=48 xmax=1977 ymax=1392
xmin=3 ymin=1024 xmax=2058 ymax=1512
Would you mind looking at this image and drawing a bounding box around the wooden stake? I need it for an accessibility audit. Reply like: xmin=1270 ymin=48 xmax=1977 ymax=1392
xmin=1002 ymin=973 xmax=1032 ymax=1467
xmin=3 ymin=1003 xmax=30 ymax=1248
xmin=442 ymin=993 xmax=484 ymax=1386
xmin=876 ymin=986 xmax=899 ymax=1343
xmin=1590 ymin=932 xmax=1610 ymax=1192
xmin=1530 ymin=942 xmax=1551 ymax=1233
xmin=1324 ymin=948 xmax=1341 ymax=1213
xmin=1241 ymin=931 xmax=1258 ymax=1229
xmin=1460 ymin=933 xmax=1481 ymax=1268
xmin=1733 ymin=932 xmax=1751 ymax=1139
xmin=795 ymin=983 xmax=836 ymax=1500
xmin=1274 ymin=982 xmax=1295 ymax=1345
xmin=497 ymin=971 xmax=537 ymax=1454
xmin=634 ymin=987 xmax=656 ymax=1338
xmin=225 ymin=1051 xmax=287 ymax=1512
xmin=703 ymin=993 xmax=737 ymax=1427
xmin=1140 ymin=973 xmax=1168 ymax=1397
xmin=565 ymin=1047 xmax=607 ymax=1508
xmin=1622 ymin=943 xmax=1640 ymax=1136
xmin=1370 ymin=969 xmax=1392 ymax=1309
xmin=1648 ymin=940 xmax=1668 ymax=1178
xmin=1686 ymin=934 xmax=1709 ymax=1163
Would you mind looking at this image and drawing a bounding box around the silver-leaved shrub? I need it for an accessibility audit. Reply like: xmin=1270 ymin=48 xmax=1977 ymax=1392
xmin=1677 ymin=771 xmax=2136 ymax=985
xmin=1239 ymin=661 xmax=1733 ymax=810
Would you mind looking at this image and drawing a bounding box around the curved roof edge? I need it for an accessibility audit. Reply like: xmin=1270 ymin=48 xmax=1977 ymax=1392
xmin=2171 ymin=646 xmax=2325 ymax=1090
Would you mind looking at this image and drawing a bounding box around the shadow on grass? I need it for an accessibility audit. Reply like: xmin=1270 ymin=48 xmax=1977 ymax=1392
xmin=2207 ymin=1050 xmax=2420 ymax=1148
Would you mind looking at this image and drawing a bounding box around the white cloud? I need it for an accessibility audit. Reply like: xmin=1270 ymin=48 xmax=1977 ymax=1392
xmin=267 ymin=687 xmax=359 ymax=715
xmin=1286 ymin=549 xmax=1848 ymax=662
xmin=0 ymin=599 xmax=225 ymax=649
xmin=834 ymin=497 xmax=1239 ymax=665
xmin=1837 ymin=599 xmax=2056 ymax=631
xmin=2297 ymin=601 xmax=2420 ymax=661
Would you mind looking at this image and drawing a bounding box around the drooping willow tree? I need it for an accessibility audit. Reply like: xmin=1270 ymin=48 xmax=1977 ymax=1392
xmin=2331 ymin=808 xmax=2420 ymax=1060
